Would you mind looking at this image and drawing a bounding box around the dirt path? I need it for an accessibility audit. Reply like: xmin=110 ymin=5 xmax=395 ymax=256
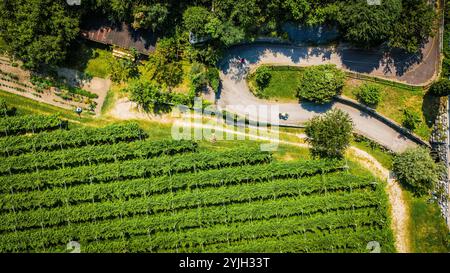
xmin=109 ymin=97 xmax=176 ymax=123
xmin=347 ymin=147 xmax=411 ymax=253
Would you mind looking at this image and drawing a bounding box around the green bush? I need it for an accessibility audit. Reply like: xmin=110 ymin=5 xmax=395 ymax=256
xmin=355 ymin=83 xmax=381 ymax=107
xmin=206 ymin=67 xmax=220 ymax=94
xmin=305 ymin=109 xmax=353 ymax=159
xmin=255 ymin=66 xmax=272 ymax=89
xmin=297 ymin=65 xmax=345 ymax=104
xmin=402 ymin=109 xmax=421 ymax=130
xmin=393 ymin=147 xmax=442 ymax=196
xmin=428 ymin=79 xmax=450 ymax=97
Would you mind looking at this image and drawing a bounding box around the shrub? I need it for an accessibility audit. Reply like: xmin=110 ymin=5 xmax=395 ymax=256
xmin=355 ymin=83 xmax=381 ymax=107
xmin=255 ymin=66 xmax=272 ymax=89
xmin=393 ymin=147 xmax=442 ymax=196
xmin=206 ymin=67 xmax=220 ymax=94
xmin=0 ymin=98 xmax=16 ymax=117
xmin=305 ymin=109 xmax=353 ymax=159
xmin=297 ymin=65 xmax=346 ymax=104
xmin=402 ymin=109 xmax=421 ymax=130
xmin=428 ymin=79 xmax=450 ymax=97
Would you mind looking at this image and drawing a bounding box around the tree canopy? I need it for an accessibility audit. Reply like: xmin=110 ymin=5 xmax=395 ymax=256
xmin=0 ymin=0 xmax=79 ymax=69
xmin=393 ymin=147 xmax=443 ymax=196
xmin=297 ymin=65 xmax=346 ymax=104
xmin=0 ymin=1 xmax=437 ymax=69
xmin=305 ymin=109 xmax=353 ymax=159
xmin=81 ymin=0 xmax=436 ymax=53
xmin=429 ymin=79 xmax=450 ymax=97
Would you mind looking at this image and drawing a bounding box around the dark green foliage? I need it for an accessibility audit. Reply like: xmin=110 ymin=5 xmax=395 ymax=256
xmin=144 ymin=38 xmax=184 ymax=89
xmin=337 ymin=0 xmax=402 ymax=47
xmin=183 ymin=6 xmax=212 ymax=37
xmin=429 ymin=79 xmax=450 ymax=97
xmin=402 ymin=109 xmax=421 ymax=130
xmin=305 ymin=109 xmax=353 ymax=159
xmin=388 ymin=0 xmax=436 ymax=53
xmin=297 ymin=65 xmax=345 ymax=104
xmin=206 ymin=67 xmax=220 ymax=93
xmin=393 ymin=147 xmax=443 ymax=196
xmin=127 ymin=79 xmax=193 ymax=112
xmin=132 ymin=3 xmax=169 ymax=31
xmin=0 ymin=98 xmax=16 ymax=117
xmin=255 ymin=66 xmax=272 ymax=89
xmin=0 ymin=0 xmax=437 ymax=70
xmin=355 ymin=83 xmax=382 ymax=107
xmin=0 ymin=0 xmax=79 ymax=69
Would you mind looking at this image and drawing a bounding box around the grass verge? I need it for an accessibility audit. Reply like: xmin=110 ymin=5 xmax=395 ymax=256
xmin=405 ymin=193 xmax=449 ymax=253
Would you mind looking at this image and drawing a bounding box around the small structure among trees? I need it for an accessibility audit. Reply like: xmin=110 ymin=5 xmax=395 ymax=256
xmin=80 ymin=19 xmax=157 ymax=56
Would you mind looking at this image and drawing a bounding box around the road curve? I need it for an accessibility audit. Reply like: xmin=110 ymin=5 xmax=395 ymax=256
xmin=215 ymin=43 xmax=430 ymax=153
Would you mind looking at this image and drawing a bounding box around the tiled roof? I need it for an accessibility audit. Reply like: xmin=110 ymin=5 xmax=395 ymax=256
xmin=80 ymin=19 xmax=156 ymax=55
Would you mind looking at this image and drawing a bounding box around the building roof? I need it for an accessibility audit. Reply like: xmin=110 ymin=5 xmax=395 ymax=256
xmin=80 ymin=19 xmax=156 ymax=55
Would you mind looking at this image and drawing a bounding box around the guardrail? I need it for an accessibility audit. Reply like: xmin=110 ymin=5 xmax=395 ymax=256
xmin=335 ymin=96 xmax=431 ymax=148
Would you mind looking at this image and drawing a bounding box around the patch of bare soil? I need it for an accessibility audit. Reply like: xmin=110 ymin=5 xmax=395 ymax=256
xmin=109 ymin=97 xmax=176 ymax=123
xmin=57 ymin=67 xmax=110 ymax=116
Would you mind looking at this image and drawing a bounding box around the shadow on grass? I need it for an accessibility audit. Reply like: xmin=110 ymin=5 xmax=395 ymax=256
xmin=64 ymin=40 xmax=110 ymax=73
xmin=422 ymin=92 xmax=441 ymax=128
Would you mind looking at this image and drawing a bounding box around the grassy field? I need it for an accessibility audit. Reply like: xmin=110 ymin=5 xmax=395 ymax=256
xmin=247 ymin=65 xmax=433 ymax=140
xmin=405 ymin=194 xmax=450 ymax=253
xmin=343 ymin=79 xmax=432 ymax=140
xmin=350 ymin=139 xmax=394 ymax=169
xmin=64 ymin=41 xmax=114 ymax=78
xmin=248 ymin=67 xmax=302 ymax=101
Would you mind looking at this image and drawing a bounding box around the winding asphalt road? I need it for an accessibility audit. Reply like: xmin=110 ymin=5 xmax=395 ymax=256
xmin=215 ymin=39 xmax=440 ymax=152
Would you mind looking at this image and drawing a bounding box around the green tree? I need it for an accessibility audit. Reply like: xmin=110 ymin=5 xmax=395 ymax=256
xmin=127 ymin=79 xmax=192 ymax=112
xmin=297 ymin=65 xmax=346 ymax=104
xmin=305 ymin=109 xmax=353 ymax=159
xmin=388 ymin=0 xmax=435 ymax=53
xmin=0 ymin=98 xmax=8 ymax=117
xmin=183 ymin=6 xmax=212 ymax=37
xmin=355 ymin=83 xmax=382 ymax=107
xmin=108 ymin=48 xmax=140 ymax=83
xmin=127 ymin=79 xmax=166 ymax=112
xmin=190 ymin=62 xmax=208 ymax=93
xmin=206 ymin=67 xmax=220 ymax=94
xmin=144 ymin=38 xmax=183 ymax=89
xmin=0 ymin=0 xmax=79 ymax=69
xmin=337 ymin=0 xmax=402 ymax=47
xmin=283 ymin=0 xmax=311 ymax=21
xmin=186 ymin=44 xmax=222 ymax=66
xmin=393 ymin=147 xmax=442 ymax=196
xmin=206 ymin=18 xmax=245 ymax=46
xmin=402 ymin=109 xmax=421 ymax=131
xmin=429 ymin=79 xmax=450 ymax=97
xmin=132 ymin=4 xmax=169 ymax=31
xmin=255 ymin=66 xmax=272 ymax=89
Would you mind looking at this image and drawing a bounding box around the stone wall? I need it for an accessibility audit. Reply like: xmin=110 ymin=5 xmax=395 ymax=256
xmin=430 ymin=96 xmax=450 ymax=227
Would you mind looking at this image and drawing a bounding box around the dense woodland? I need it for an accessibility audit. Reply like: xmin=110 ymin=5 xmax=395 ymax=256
xmin=0 ymin=0 xmax=437 ymax=69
